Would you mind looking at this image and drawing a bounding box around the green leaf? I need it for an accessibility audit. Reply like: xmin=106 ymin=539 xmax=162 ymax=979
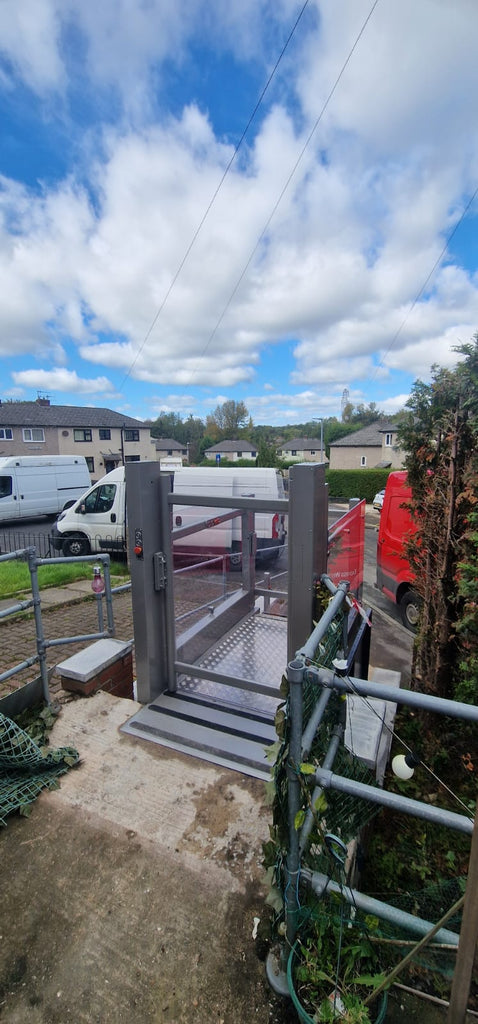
xmin=265 ymin=739 xmax=281 ymax=763
xmin=274 ymin=707 xmax=286 ymax=739
xmin=279 ymin=676 xmax=289 ymax=698
xmin=354 ymin=972 xmax=387 ymax=988
xmin=314 ymin=793 xmax=328 ymax=814
xmin=299 ymin=762 xmax=316 ymax=775
xmin=294 ymin=809 xmax=306 ymax=830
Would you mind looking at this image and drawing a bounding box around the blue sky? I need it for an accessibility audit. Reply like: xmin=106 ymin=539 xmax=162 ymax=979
xmin=1 ymin=0 xmax=477 ymax=426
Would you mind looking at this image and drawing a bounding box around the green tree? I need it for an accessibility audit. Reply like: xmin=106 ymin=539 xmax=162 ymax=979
xmin=398 ymin=337 xmax=478 ymax=700
xmin=255 ymin=440 xmax=278 ymax=467
xmin=206 ymin=399 xmax=250 ymax=439
xmin=149 ymin=411 xmax=185 ymax=439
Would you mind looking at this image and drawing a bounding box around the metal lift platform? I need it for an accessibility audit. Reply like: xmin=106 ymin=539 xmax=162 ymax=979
xmin=121 ymin=611 xmax=287 ymax=780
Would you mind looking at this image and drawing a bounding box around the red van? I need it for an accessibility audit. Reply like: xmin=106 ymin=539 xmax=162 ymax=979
xmin=376 ymin=470 xmax=420 ymax=630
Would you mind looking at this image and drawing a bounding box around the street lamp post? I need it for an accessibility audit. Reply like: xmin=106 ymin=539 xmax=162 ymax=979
xmin=313 ymin=418 xmax=324 ymax=463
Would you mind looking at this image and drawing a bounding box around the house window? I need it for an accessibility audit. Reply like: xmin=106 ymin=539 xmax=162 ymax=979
xmin=251 ymin=451 xmax=257 ymax=458
xmin=99 ymin=428 xmax=111 ymax=441
xmin=74 ymin=429 xmax=92 ymax=442
xmin=385 ymin=433 xmax=393 ymax=446
xmin=237 ymin=451 xmax=242 ymax=457
xmin=0 ymin=428 xmax=13 ymax=440
xmin=291 ymin=450 xmax=297 ymax=456
xmin=125 ymin=454 xmax=140 ymax=462
xmin=360 ymin=455 xmax=367 ymax=467
xmin=310 ymin=450 xmax=316 ymax=455
xmin=124 ymin=429 xmax=139 ymax=442
xmin=85 ymin=457 xmax=95 ymax=474
xmin=23 ymin=428 xmax=45 ymax=442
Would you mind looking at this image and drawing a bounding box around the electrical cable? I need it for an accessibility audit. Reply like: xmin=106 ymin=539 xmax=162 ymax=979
xmin=119 ymin=0 xmax=312 ymax=391
xmin=186 ymin=0 xmax=381 ymax=371
xmin=372 ymin=182 xmax=478 ymax=382
xmin=337 ymin=669 xmax=474 ymax=821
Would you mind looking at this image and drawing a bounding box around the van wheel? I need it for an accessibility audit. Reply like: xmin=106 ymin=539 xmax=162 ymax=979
xmin=399 ymin=590 xmax=420 ymax=631
xmin=63 ymin=535 xmax=90 ymax=558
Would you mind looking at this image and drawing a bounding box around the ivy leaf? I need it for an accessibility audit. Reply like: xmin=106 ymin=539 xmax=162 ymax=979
xmin=294 ymin=809 xmax=306 ymax=830
xmin=300 ymin=762 xmax=316 ymax=775
xmin=279 ymin=676 xmax=289 ymax=698
xmin=314 ymin=793 xmax=328 ymax=814
xmin=265 ymin=739 xmax=281 ymax=764
xmin=274 ymin=707 xmax=286 ymax=739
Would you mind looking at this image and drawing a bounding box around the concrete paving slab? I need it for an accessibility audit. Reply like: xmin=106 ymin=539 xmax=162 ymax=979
xmin=47 ymin=691 xmax=269 ymax=880
xmin=0 ymin=691 xmax=277 ymax=1024
xmin=0 ymin=694 xmax=471 ymax=1022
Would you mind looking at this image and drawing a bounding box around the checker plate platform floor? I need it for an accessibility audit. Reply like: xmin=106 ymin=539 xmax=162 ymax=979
xmin=121 ymin=613 xmax=287 ymax=779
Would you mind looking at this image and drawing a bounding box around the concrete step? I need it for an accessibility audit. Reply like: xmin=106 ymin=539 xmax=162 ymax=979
xmin=121 ymin=689 xmax=277 ymax=780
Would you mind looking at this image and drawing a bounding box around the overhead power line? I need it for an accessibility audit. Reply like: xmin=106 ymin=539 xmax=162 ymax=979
xmin=373 ymin=183 xmax=478 ymax=381
xmin=190 ymin=0 xmax=381 ymax=366
xmin=119 ymin=0 xmax=312 ymax=390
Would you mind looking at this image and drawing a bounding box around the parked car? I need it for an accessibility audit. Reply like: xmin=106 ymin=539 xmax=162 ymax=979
xmin=372 ymin=488 xmax=385 ymax=511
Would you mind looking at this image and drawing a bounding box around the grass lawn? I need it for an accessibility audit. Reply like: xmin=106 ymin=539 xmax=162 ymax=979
xmin=0 ymin=559 xmax=130 ymax=599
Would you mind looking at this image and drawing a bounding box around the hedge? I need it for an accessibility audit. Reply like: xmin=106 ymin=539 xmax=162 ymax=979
xmin=325 ymin=468 xmax=392 ymax=502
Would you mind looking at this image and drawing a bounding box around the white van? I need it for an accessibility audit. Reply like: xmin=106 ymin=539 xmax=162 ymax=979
xmin=51 ymin=465 xmax=287 ymax=564
xmin=0 ymin=456 xmax=91 ymax=522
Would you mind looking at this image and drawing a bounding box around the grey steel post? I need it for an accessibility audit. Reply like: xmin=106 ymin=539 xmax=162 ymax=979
xmin=27 ymin=548 xmax=50 ymax=703
xmin=263 ymin=571 xmax=271 ymax=613
xmin=287 ymin=463 xmax=328 ymax=661
xmin=241 ymin=508 xmax=255 ymax=594
xmin=126 ymin=463 xmax=175 ymax=702
xmin=285 ymin=658 xmax=305 ymax=951
xmin=100 ymin=556 xmax=115 ymax=635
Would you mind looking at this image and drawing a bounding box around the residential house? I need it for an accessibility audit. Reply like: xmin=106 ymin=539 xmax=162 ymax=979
xmin=328 ymin=422 xmax=403 ymax=471
xmin=154 ymin=437 xmax=189 ymax=463
xmin=278 ymin=437 xmax=328 ymax=463
xmin=0 ymin=399 xmax=154 ymax=482
xmin=203 ymin=440 xmax=257 ymax=462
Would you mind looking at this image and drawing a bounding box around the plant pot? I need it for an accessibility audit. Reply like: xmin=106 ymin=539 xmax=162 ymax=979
xmin=287 ymin=943 xmax=388 ymax=1023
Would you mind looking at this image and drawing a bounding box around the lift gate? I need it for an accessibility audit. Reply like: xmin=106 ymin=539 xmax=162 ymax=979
xmin=121 ymin=462 xmax=331 ymax=778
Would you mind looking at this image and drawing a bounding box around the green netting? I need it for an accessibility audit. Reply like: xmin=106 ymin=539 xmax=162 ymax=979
xmin=0 ymin=712 xmax=79 ymax=826
xmin=364 ymin=876 xmax=465 ymax=979
xmin=268 ymin=607 xmax=382 ymax=899
xmin=266 ymin=604 xmax=468 ymax=1003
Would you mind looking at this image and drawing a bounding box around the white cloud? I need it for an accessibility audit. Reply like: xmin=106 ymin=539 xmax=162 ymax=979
xmin=380 ymin=394 xmax=411 ymax=416
xmin=0 ymin=0 xmax=64 ymax=93
xmin=0 ymin=0 xmax=478 ymax=420
xmin=12 ymin=368 xmax=113 ymax=394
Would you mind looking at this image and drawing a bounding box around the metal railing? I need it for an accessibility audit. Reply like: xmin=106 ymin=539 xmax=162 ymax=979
xmin=267 ymin=572 xmax=478 ymax=995
xmin=0 ymin=548 xmax=117 ymax=704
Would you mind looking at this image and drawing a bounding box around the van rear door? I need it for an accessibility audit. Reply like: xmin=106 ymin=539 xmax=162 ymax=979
xmin=16 ymin=466 xmax=57 ymax=517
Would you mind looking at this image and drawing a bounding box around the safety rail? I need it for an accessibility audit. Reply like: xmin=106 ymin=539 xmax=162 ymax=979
xmin=0 ymin=548 xmax=116 ymax=704
xmin=266 ymin=572 xmax=478 ymax=1002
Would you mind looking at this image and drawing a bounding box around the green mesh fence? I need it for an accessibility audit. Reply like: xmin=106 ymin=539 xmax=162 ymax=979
xmin=266 ymin=598 xmax=464 ymax=999
xmin=0 ymin=712 xmax=79 ymax=826
xmin=268 ymin=606 xmax=382 ymax=889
